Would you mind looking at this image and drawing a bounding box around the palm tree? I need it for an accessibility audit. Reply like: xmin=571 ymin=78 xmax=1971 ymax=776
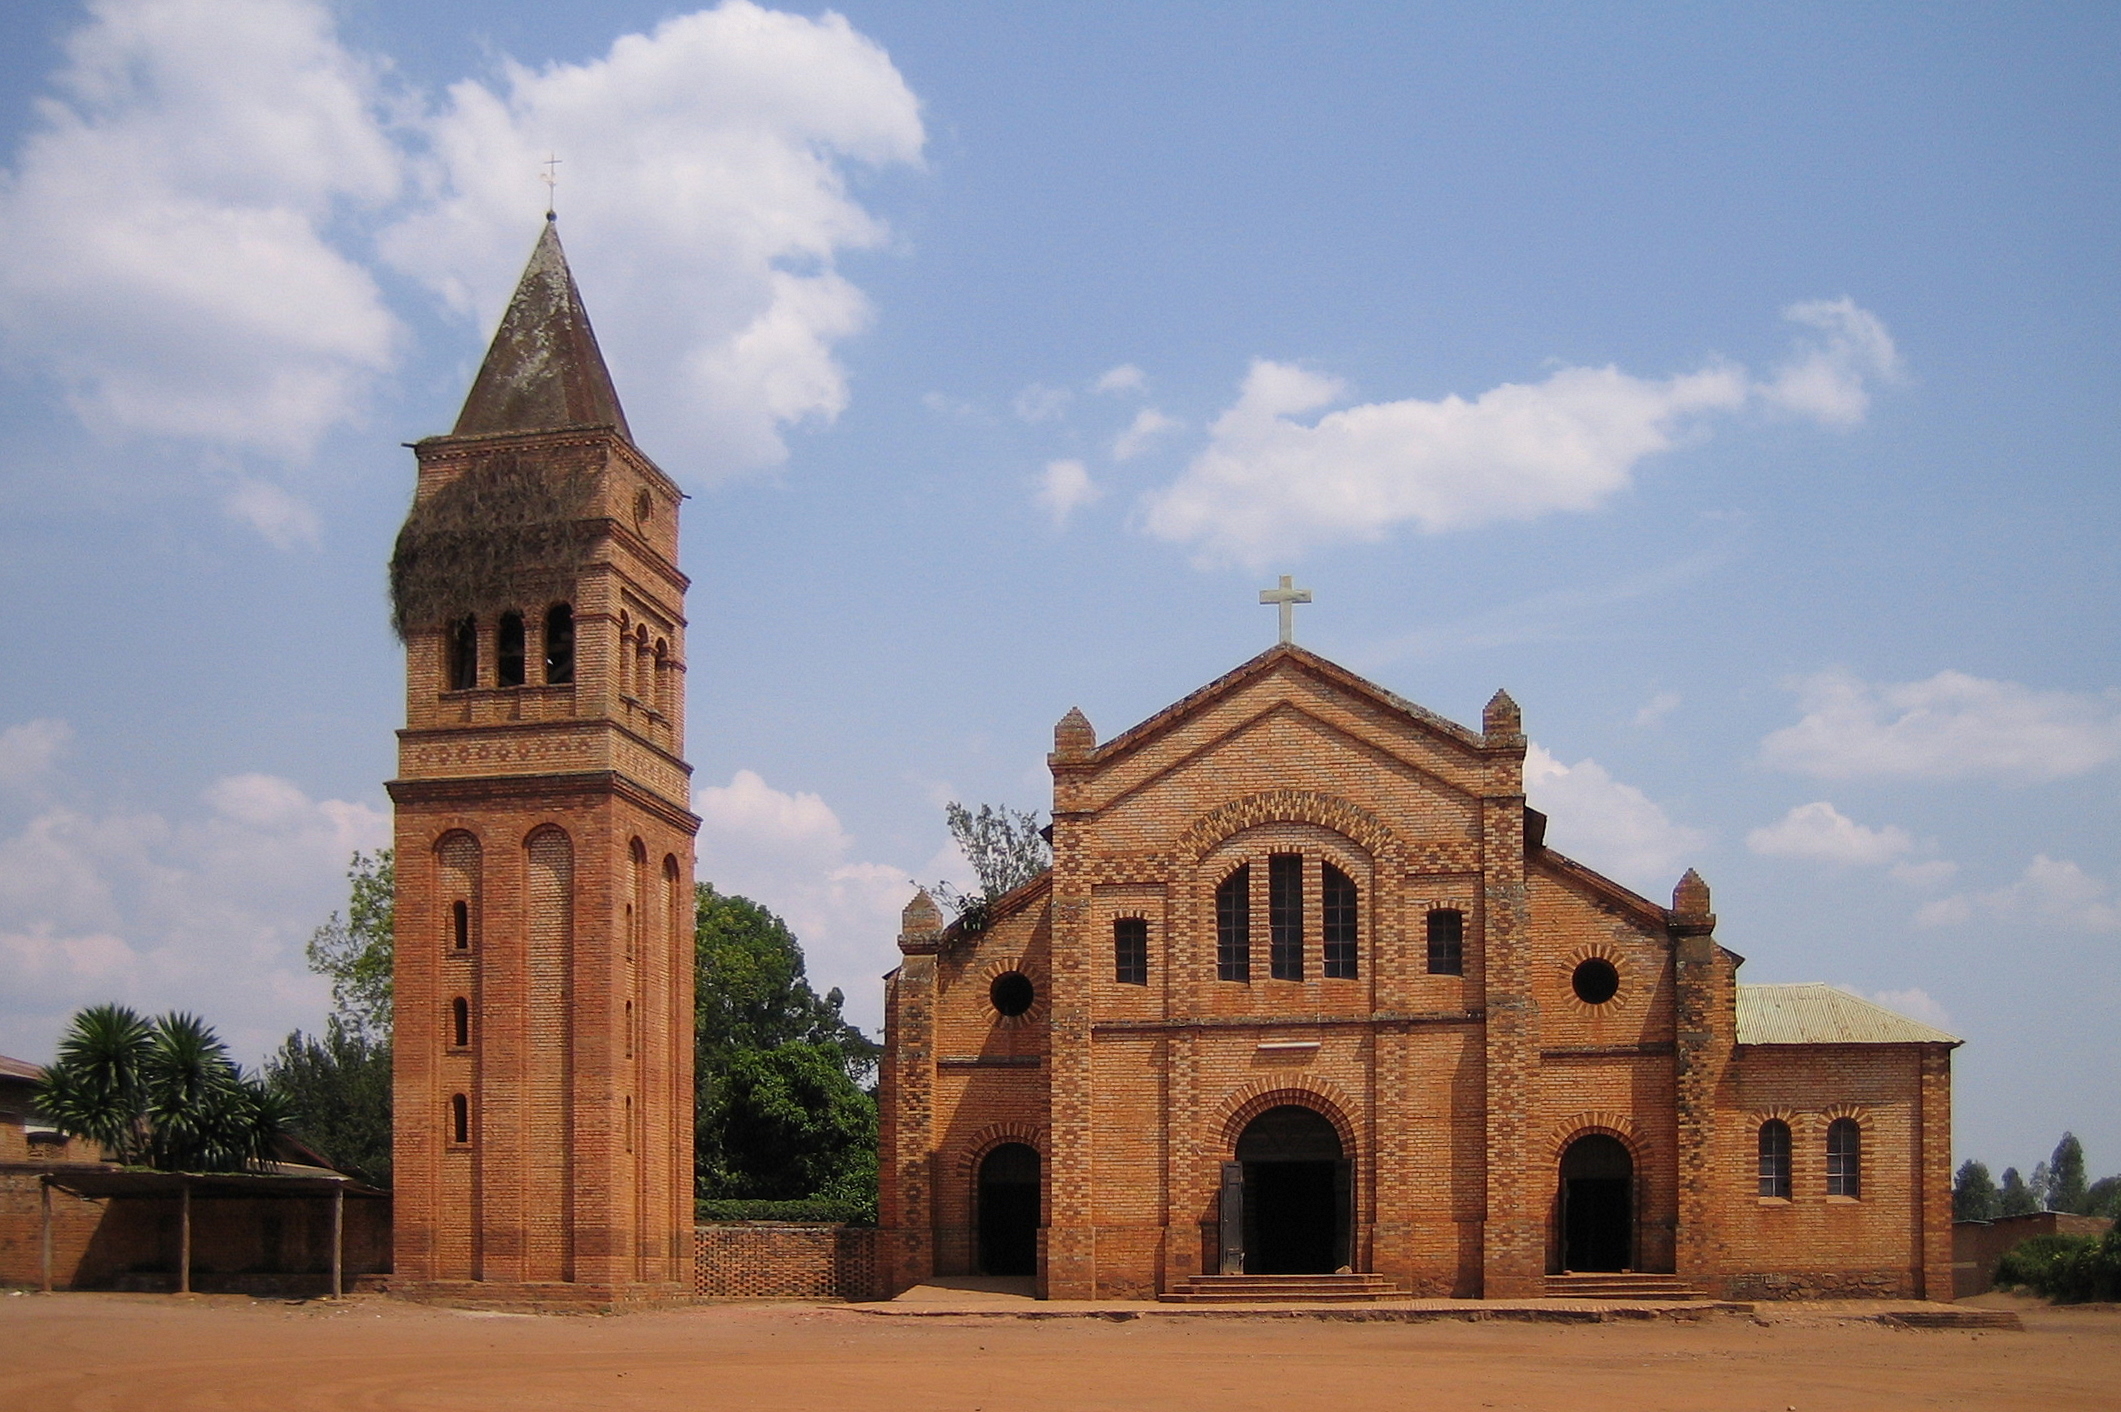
xmin=35 ymin=1004 xmax=286 ymax=1172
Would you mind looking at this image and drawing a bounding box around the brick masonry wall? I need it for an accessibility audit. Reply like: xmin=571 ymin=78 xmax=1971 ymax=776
xmin=693 ymin=1224 xmax=880 ymax=1300
xmin=0 ymin=1172 xmax=391 ymax=1292
xmin=1954 ymin=1212 xmax=2113 ymax=1297
xmin=879 ymin=647 xmax=1949 ymax=1302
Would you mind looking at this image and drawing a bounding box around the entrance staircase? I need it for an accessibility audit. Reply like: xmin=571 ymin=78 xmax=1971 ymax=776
xmin=1543 ymin=1272 xmax=1708 ymax=1300
xmin=1159 ymin=1273 xmax=1411 ymax=1304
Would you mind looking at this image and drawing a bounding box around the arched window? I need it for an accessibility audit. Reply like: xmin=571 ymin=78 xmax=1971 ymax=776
xmin=497 ymin=612 xmax=526 ymax=687
xmin=438 ymin=832 xmax=480 ymax=954
xmin=1322 ymin=863 xmax=1358 ymax=979
xmin=1113 ymin=917 xmax=1148 ymax=985
xmin=447 ymin=615 xmax=478 ymax=690
xmin=452 ymin=900 xmax=469 ymax=950
xmin=1758 ymin=1120 xmax=1792 ymax=1199
xmin=451 ymin=997 xmax=470 ymax=1048
xmin=450 ymin=1093 xmax=470 ymax=1145
xmin=1216 ymin=865 xmax=1251 ymax=982
xmin=653 ymin=639 xmax=669 ymax=715
xmin=1826 ymin=1119 xmax=1862 ymax=1198
xmin=544 ymin=603 xmax=574 ymax=684
xmin=1426 ymin=908 xmax=1464 ymax=976
xmin=616 ymin=613 xmax=631 ymax=696
xmin=1268 ymin=854 xmax=1304 ymax=980
xmin=625 ymin=1000 xmax=635 ymax=1059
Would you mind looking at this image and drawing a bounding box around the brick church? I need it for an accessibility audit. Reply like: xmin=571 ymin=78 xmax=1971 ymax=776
xmin=378 ymin=212 xmax=1958 ymax=1309
xmin=879 ymin=638 xmax=1961 ymax=1301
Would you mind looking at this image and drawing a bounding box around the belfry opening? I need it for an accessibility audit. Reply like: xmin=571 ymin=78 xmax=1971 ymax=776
xmin=1229 ymin=1105 xmax=1349 ymax=1275
xmin=1557 ymin=1134 xmax=1634 ymax=1273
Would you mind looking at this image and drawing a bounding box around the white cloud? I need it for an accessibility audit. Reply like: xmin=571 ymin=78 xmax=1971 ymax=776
xmin=1746 ymin=801 xmax=1914 ymax=867
xmin=1760 ymin=297 xmax=1903 ymax=427
xmin=1524 ymin=743 xmax=1708 ymax=898
xmin=1112 ymin=406 xmax=1182 ymax=461
xmin=0 ymin=0 xmax=403 ymax=458
xmin=1917 ymin=856 xmax=2121 ymax=934
xmin=1761 ymin=670 xmax=2121 ymax=782
xmin=1633 ymin=692 xmax=1682 ymax=728
xmin=1141 ymin=301 xmax=1898 ymax=565
xmin=224 ymin=478 xmax=320 ymax=548
xmin=1889 ymin=858 xmax=1960 ymax=889
xmin=0 ymin=720 xmax=73 ymax=787
xmin=381 ymin=2 xmax=924 ymax=479
xmin=694 ymin=769 xmax=915 ymax=1031
xmin=1866 ymin=986 xmax=1952 ymax=1031
xmin=0 ymin=763 xmax=388 ymax=1066
xmin=1035 ymin=458 xmax=1102 ymax=527
xmin=1093 ymin=364 xmax=1146 ymax=395
xmin=1011 ymin=382 xmax=1073 ymax=423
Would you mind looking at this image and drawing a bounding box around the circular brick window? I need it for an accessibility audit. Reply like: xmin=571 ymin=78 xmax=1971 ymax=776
xmin=990 ymin=971 xmax=1036 ymax=1017
xmin=1571 ymin=958 xmax=1620 ymax=1005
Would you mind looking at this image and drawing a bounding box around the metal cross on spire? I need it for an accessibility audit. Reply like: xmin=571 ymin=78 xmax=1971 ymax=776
xmin=1259 ymin=575 xmax=1312 ymax=644
xmin=540 ymin=153 xmax=562 ymax=217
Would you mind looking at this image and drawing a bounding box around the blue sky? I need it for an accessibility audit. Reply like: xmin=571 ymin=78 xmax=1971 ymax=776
xmin=0 ymin=1 xmax=2114 ymax=1180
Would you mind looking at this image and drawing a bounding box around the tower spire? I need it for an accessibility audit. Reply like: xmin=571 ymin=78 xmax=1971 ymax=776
xmin=452 ymin=220 xmax=630 ymax=441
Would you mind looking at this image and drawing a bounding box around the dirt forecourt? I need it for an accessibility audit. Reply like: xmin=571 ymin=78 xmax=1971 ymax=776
xmin=1 ymin=1291 xmax=2115 ymax=1412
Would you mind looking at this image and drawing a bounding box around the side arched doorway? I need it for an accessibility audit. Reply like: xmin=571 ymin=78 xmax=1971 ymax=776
xmin=1557 ymin=1134 xmax=1634 ymax=1273
xmin=977 ymin=1143 xmax=1040 ymax=1276
xmin=1227 ymin=1105 xmax=1349 ymax=1275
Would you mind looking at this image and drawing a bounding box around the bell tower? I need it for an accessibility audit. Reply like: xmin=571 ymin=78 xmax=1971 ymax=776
xmin=387 ymin=215 xmax=696 ymax=1307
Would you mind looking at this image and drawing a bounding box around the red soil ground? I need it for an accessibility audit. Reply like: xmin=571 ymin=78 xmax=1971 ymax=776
xmin=0 ymin=1291 xmax=2113 ymax=1411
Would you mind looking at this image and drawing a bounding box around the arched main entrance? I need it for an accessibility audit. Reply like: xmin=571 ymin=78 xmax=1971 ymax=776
xmin=977 ymin=1143 xmax=1040 ymax=1276
xmin=1231 ymin=1105 xmax=1349 ymax=1275
xmin=1557 ymin=1134 xmax=1633 ymax=1272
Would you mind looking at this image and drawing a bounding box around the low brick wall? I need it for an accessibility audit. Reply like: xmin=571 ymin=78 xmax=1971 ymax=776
xmin=693 ymin=1223 xmax=880 ymax=1300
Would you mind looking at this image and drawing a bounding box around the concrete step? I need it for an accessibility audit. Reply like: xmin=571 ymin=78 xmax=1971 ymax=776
xmin=1161 ymin=1273 xmax=1411 ymax=1304
xmin=1543 ymin=1273 xmax=1709 ymax=1300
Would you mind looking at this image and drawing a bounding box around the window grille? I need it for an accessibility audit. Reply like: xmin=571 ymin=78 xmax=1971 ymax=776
xmin=1827 ymin=1119 xmax=1861 ymax=1198
xmin=1216 ymin=866 xmax=1251 ymax=982
xmin=1269 ymin=854 xmax=1304 ymax=980
xmin=1426 ymin=908 xmax=1464 ymax=975
xmin=1114 ymin=917 xmax=1149 ymax=985
xmin=1322 ymin=864 xmax=1358 ymax=979
xmin=1758 ymin=1120 xmax=1792 ymax=1198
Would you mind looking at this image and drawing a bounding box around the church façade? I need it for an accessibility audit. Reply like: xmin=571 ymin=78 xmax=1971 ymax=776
xmin=878 ymin=645 xmax=1959 ymax=1301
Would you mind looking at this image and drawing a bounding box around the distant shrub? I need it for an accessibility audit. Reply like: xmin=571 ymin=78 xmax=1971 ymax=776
xmin=1994 ymin=1227 xmax=2121 ymax=1303
xmin=696 ymin=1197 xmax=874 ymax=1226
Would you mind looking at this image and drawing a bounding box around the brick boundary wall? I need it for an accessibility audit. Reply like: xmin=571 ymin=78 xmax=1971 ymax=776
xmin=693 ymin=1224 xmax=880 ymax=1300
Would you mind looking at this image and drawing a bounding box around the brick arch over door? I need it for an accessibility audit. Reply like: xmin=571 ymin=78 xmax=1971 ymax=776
xmin=1544 ymin=1110 xmax=1644 ymax=1164
xmin=1216 ymin=1082 xmax=1361 ymax=1159
xmin=955 ymin=1122 xmax=1050 ymax=1176
xmin=1176 ymin=790 xmax=1402 ymax=868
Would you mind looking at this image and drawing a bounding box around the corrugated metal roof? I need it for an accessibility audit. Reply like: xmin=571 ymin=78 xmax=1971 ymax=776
xmin=1736 ymin=983 xmax=1959 ymax=1046
xmin=0 ymin=1054 xmax=43 ymax=1082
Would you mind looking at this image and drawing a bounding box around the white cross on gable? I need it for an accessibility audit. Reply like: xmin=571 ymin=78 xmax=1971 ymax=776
xmin=1259 ymin=575 xmax=1312 ymax=644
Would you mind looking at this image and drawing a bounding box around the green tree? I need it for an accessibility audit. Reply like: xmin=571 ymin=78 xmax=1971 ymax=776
xmin=304 ymin=850 xmax=394 ymax=1043
xmin=692 ymin=883 xmax=878 ymax=1214
xmin=2047 ymin=1133 xmax=2090 ymax=1215
xmin=929 ymin=801 xmax=1050 ymax=931
xmin=2086 ymin=1175 xmax=2121 ymax=1219
xmin=265 ymin=1021 xmax=392 ymax=1187
xmin=1954 ymin=1159 xmax=2001 ymax=1221
xmin=269 ymin=850 xmax=396 ymax=1185
xmin=34 ymin=1006 xmax=284 ymax=1172
xmin=1999 ymin=1166 xmax=2039 ymax=1217
xmin=697 ymin=1042 xmax=877 ymax=1204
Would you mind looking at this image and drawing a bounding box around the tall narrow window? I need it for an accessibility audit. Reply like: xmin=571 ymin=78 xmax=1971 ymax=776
xmin=451 ymin=997 xmax=470 ymax=1048
xmin=447 ymin=615 xmax=478 ymax=690
xmin=1426 ymin=908 xmax=1464 ymax=975
xmin=1268 ymin=854 xmax=1304 ymax=981
xmin=1758 ymin=1120 xmax=1792 ymax=1199
xmin=1113 ymin=917 xmax=1149 ymax=985
xmin=653 ymin=640 xmax=669 ymax=715
xmin=1826 ymin=1119 xmax=1862 ymax=1198
xmin=497 ymin=612 xmax=526 ymax=686
xmin=544 ymin=603 xmax=574 ymax=684
xmin=452 ymin=900 xmax=469 ymax=950
xmin=1322 ymin=863 xmax=1358 ymax=979
xmin=1216 ymin=865 xmax=1251 ymax=983
xmin=450 ymin=1093 xmax=469 ymax=1145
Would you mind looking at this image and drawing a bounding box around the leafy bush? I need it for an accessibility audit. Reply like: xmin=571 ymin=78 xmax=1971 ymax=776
xmin=696 ymin=1197 xmax=875 ymax=1226
xmin=1994 ymin=1227 xmax=2121 ymax=1302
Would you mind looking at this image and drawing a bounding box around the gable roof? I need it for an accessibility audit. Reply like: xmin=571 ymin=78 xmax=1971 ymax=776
xmin=1085 ymin=643 xmax=1487 ymax=767
xmin=452 ymin=218 xmax=632 ymax=441
xmin=1736 ymin=983 xmax=1960 ymax=1046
